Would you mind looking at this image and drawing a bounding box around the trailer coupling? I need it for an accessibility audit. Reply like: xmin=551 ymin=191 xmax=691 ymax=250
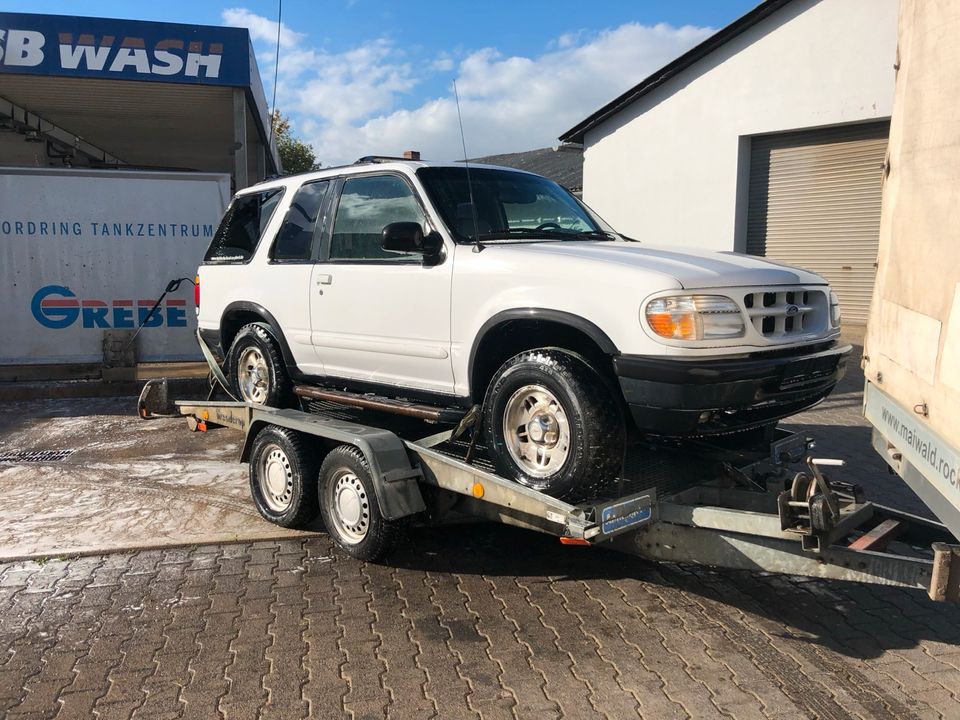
xmin=620 ymin=435 xmax=960 ymax=601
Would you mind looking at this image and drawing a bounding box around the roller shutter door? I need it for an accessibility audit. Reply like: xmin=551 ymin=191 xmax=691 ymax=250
xmin=746 ymin=121 xmax=889 ymax=325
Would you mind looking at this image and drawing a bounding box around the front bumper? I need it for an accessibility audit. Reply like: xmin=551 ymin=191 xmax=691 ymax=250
xmin=614 ymin=342 xmax=852 ymax=436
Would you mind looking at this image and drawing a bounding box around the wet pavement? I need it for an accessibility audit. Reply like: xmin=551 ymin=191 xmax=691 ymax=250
xmin=1 ymin=341 xmax=959 ymax=718
xmin=0 ymin=397 xmax=314 ymax=559
xmin=3 ymin=526 xmax=960 ymax=719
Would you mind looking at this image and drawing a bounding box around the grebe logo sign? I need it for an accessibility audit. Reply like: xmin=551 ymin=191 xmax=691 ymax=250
xmin=31 ymin=285 xmax=188 ymax=330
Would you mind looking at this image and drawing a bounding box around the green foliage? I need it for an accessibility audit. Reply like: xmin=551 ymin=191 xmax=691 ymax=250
xmin=271 ymin=111 xmax=320 ymax=175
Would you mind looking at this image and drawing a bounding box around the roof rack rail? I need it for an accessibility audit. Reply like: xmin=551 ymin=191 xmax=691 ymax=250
xmin=354 ymin=155 xmax=416 ymax=165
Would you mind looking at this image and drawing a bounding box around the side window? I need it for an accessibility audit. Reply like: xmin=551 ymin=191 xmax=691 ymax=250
xmin=329 ymin=175 xmax=427 ymax=261
xmin=204 ymin=188 xmax=283 ymax=263
xmin=271 ymin=181 xmax=329 ymax=262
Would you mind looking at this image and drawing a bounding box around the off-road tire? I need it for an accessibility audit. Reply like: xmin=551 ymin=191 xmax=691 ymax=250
xmin=319 ymin=445 xmax=404 ymax=562
xmin=482 ymin=348 xmax=624 ymax=500
xmin=227 ymin=322 xmax=291 ymax=407
xmin=248 ymin=425 xmax=320 ymax=528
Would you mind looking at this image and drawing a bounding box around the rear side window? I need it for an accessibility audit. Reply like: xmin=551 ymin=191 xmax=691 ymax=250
xmin=270 ymin=181 xmax=330 ymax=262
xmin=204 ymin=188 xmax=283 ymax=263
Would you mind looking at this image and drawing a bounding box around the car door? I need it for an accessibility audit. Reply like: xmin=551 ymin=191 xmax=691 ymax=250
xmin=309 ymin=172 xmax=455 ymax=395
xmin=259 ymin=179 xmax=333 ymax=377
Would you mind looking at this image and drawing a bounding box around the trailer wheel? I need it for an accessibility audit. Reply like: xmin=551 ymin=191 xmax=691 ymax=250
xmin=319 ymin=445 xmax=402 ymax=561
xmin=248 ymin=425 xmax=319 ymax=528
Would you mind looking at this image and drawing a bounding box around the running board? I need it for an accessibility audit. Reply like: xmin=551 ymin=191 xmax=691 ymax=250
xmin=293 ymin=385 xmax=466 ymax=424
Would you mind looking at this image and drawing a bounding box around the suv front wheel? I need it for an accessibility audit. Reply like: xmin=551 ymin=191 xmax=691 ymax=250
xmin=226 ymin=323 xmax=291 ymax=407
xmin=482 ymin=349 xmax=624 ymax=500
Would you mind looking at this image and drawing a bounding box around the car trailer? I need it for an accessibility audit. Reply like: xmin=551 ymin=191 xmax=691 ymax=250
xmin=162 ymin=388 xmax=960 ymax=602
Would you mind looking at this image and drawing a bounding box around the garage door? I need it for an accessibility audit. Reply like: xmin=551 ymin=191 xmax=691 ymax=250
xmin=746 ymin=121 xmax=889 ymax=325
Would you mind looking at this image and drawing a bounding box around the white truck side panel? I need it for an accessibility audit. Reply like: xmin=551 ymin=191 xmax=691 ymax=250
xmin=0 ymin=168 xmax=230 ymax=364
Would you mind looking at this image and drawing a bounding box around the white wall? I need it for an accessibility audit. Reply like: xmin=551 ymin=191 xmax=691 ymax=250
xmin=0 ymin=168 xmax=231 ymax=364
xmin=582 ymin=0 xmax=898 ymax=252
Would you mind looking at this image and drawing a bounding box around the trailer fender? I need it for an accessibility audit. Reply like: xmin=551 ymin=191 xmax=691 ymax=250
xmin=241 ymin=417 xmax=426 ymax=521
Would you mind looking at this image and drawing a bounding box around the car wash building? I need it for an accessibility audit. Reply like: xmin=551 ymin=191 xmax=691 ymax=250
xmin=0 ymin=11 xmax=280 ymax=369
xmin=562 ymin=0 xmax=898 ymax=326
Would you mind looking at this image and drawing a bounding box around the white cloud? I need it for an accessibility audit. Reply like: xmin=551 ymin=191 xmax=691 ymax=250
xmin=294 ymin=39 xmax=416 ymax=126
xmin=224 ymin=9 xmax=714 ymax=166
xmin=429 ymin=54 xmax=455 ymax=73
xmin=553 ymin=30 xmax=587 ymax=50
xmin=222 ymin=7 xmax=303 ymax=49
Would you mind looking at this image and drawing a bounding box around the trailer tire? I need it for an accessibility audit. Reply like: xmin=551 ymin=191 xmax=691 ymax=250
xmin=248 ymin=425 xmax=319 ymax=528
xmin=319 ymin=445 xmax=403 ymax=562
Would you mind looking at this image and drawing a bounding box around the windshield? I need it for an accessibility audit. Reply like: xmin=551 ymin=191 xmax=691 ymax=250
xmin=416 ymin=166 xmax=617 ymax=243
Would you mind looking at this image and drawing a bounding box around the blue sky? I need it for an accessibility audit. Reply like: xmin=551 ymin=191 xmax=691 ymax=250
xmin=6 ymin=1 xmax=759 ymax=164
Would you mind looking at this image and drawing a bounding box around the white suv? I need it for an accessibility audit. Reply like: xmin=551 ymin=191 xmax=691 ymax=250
xmin=197 ymin=158 xmax=850 ymax=498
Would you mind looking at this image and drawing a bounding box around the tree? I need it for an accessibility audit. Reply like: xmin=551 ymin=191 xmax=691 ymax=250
xmin=270 ymin=110 xmax=320 ymax=174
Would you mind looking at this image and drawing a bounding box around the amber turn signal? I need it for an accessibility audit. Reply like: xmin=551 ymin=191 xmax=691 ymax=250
xmin=644 ymin=295 xmax=745 ymax=341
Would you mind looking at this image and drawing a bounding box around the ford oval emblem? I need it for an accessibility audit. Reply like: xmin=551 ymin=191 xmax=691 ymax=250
xmin=785 ymin=304 xmax=800 ymax=317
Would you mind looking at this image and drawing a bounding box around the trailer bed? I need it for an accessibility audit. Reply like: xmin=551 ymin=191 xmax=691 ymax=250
xmin=173 ymin=395 xmax=960 ymax=601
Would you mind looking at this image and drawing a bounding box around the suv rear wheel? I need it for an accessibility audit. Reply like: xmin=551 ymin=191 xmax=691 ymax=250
xmin=482 ymin=348 xmax=624 ymax=499
xmin=227 ymin=323 xmax=291 ymax=407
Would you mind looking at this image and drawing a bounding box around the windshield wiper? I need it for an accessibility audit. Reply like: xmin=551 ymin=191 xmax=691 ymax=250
xmin=571 ymin=230 xmax=617 ymax=241
xmin=475 ymin=227 xmax=571 ymax=241
xmin=473 ymin=227 xmax=620 ymax=242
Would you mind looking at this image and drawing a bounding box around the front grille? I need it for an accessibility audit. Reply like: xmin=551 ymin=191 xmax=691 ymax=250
xmin=743 ymin=288 xmax=828 ymax=338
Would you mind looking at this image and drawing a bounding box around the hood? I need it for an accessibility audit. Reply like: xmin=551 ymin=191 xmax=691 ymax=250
xmin=489 ymin=241 xmax=826 ymax=288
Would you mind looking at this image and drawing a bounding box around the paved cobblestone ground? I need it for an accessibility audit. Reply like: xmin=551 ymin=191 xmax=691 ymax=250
xmin=3 ymin=342 xmax=959 ymax=719
xmin=3 ymin=530 xmax=960 ymax=720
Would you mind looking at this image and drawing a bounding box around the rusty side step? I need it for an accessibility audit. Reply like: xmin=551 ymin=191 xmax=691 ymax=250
xmin=293 ymin=385 xmax=466 ymax=424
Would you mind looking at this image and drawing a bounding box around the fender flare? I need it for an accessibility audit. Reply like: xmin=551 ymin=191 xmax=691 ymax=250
xmin=467 ymin=308 xmax=619 ymax=389
xmin=240 ymin=418 xmax=426 ymax=520
xmin=220 ymin=301 xmax=300 ymax=377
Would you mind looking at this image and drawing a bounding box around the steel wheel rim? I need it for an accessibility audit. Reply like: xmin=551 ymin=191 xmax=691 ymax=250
xmin=502 ymin=384 xmax=571 ymax=478
xmin=258 ymin=443 xmax=294 ymax=513
xmin=238 ymin=347 xmax=269 ymax=404
xmin=327 ymin=470 xmax=370 ymax=544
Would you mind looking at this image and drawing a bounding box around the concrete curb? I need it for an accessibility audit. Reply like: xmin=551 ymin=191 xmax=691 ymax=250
xmin=0 ymin=376 xmax=210 ymax=402
xmin=0 ymin=529 xmax=322 ymax=564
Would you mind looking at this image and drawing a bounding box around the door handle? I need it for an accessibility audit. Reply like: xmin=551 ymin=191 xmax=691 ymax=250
xmin=316 ymin=274 xmax=333 ymax=285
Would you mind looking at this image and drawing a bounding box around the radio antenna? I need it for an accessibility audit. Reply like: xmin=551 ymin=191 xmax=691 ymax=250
xmin=453 ymin=80 xmax=483 ymax=252
xmin=268 ymin=0 xmax=282 ymax=147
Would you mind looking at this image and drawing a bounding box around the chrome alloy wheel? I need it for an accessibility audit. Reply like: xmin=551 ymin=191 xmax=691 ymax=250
xmin=327 ymin=470 xmax=370 ymax=544
xmin=238 ymin=347 xmax=269 ymax=404
xmin=258 ymin=443 xmax=294 ymax=512
xmin=502 ymin=384 xmax=571 ymax=478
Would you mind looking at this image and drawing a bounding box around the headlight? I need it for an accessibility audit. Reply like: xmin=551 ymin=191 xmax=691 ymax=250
xmin=644 ymin=295 xmax=745 ymax=340
xmin=829 ymin=291 xmax=841 ymax=327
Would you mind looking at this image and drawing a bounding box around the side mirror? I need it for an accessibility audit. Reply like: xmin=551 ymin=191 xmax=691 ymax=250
xmin=381 ymin=222 xmax=443 ymax=256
